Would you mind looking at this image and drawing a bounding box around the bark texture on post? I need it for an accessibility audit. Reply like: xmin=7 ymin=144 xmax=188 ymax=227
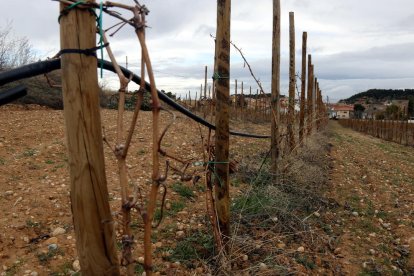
xmin=271 ymin=0 xmax=281 ymax=172
xmin=287 ymin=12 xmax=296 ymax=153
xmin=299 ymin=32 xmax=307 ymax=145
xmin=214 ymin=0 xmax=231 ymax=247
xmin=307 ymin=57 xmax=313 ymax=135
xmin=59 ymin=2 xmax=120 ymax=275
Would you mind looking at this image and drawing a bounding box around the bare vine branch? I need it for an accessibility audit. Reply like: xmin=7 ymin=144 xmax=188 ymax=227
xmin=210 ymin=34 xmax=278 ymax=130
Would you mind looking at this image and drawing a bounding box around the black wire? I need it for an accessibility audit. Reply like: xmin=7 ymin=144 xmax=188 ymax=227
xmin=55 ymin=43 xmax=109 ymax=58
xmin=0 ymin=58 xmax=270 ymax=139
xmin=0 ymin=85 xmax=27 ymax=106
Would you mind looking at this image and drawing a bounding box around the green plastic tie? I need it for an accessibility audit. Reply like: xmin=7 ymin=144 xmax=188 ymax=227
xmin=57 ymin=1 xmax=105 ymax=77
xmin=58 ymin=1 xmax=86 ymax=22
xmin=207 ymin=161 xmax=229 ymax=165
xmin=207 ymin=161 xmax=229 ymax=188
xmin=212 ymin=72 xmax=229 ymax=81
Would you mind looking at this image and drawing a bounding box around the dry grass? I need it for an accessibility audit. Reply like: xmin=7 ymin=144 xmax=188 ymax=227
xmin=212 ymin=130 xmax=336 ymax=275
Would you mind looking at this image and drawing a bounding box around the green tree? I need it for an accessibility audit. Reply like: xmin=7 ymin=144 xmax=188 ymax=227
xmin=408 ymin=96 xmax=414 ymax=118
xmin=385 ymin=104 xmax=403 ymax=120
xmin=353 ymin=104 xmax=365 ymax=119
xmin=164 ymin=91 xmax=176 ymax=100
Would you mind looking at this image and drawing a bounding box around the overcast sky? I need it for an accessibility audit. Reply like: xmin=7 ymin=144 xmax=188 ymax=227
xmin=1 ymin=0 xmax=414 ymax=102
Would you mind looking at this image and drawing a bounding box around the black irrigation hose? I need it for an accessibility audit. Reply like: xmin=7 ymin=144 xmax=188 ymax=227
xmin=0 ymin=58 xmax=270 ymax=139
xmin=0 ymin=85 xmax=27 ymax=106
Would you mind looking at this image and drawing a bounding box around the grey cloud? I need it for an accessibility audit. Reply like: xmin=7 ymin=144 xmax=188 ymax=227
xmin=315 ymin=43 xmax=414 ymax=80
xmin=193 ymin=24 xmax=215 ymax=38
xmin=1 ymin=0 xmax=414 ymax=103
xmin=321 ymin=78 xmax=414 ymax=102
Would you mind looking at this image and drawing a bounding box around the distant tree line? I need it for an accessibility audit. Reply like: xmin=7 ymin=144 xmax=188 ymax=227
xmin=344 ymin=89 xmax=414 ymax=119
xmin=343 ymin=89 xmax=414 ymax=104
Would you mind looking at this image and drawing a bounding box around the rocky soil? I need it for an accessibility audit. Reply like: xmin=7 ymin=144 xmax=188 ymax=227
xmin=327 ymin=121 xmax=414 ymax=275
xmin=1 ymin=105 xmax=413 ymax=275
xmin=0 ymin=105 xmax=269 ymax=275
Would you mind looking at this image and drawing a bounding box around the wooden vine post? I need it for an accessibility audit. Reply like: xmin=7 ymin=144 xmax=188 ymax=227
xmin=214 ymin=0 xmax=231 ymax=249
xmin=316 ymin=81 xmax=321 ymax=129
xmin=204 ymin=65 xmax=208 ymax=98
xmin=313 ymin=76 xmax=317 ymax=127
xmin=241 ymin=81 xmax=244 ymax=119
xmin=234 ymin=79 xmax=238 ymax=119
xmin=287 ymin=12 xmax=296 ymax=153
xmin=59 ymin=1 xmax=120 ymax=274
xmin=299 ymin=32 xmax=307 ymax=145
xmin=203 ymin=66 xmax=208 ymax=118
xmin=249 ymin=86 xmax=252 ymax=118
xmin=307 ymin=57 xmax=314 ymax=135
xmin=316 ymin=83 xmax=320 ymax=128
xmin=271 ymin=0 xmax=281 ymax=172
xmin=314 ymin=80 xmax=318 ymax=128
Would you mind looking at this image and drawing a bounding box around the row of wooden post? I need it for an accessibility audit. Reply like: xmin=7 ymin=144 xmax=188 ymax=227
xmin=58 ymin=0 xmax=329 ymax=274
xmin=213 ymin=0 xmax=329 ymax=258
xmin=339 ymin=119 xmax=414 ymax=146
xmin=181 ymin=84 xmax=281 ymax=122
xmin=178 ymin=1 xmax=330 ymax=257
xmin=182 ymin=12 xmax=328 ymax=143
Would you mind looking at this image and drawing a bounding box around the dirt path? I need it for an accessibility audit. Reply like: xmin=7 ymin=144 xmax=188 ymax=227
xmin=327 ymin=121 xmax=414 ymax=275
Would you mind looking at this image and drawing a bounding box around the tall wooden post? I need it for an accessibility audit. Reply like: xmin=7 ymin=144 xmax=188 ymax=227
xmin=204 ymin=65 xmax=208 ymax=98
xmin=261 ymin=89 xmax=265 ymax=120
xmin=212 ymin=78 xmax=216 ymax=101
xmin=249 ymin=86 xmax=252 ymax=117
xmin=59 ymin=2 xmax=120 ymax=274
xmin=214 ymin=0 xmax=231 ymax=248
xmin=299 ymin=32 xmax=307 ymax=145
xmin=307 ymin=57 xmax=313 ymax=135
xmin=287 ymin=12 xmax=296 ymax=153
xmin=318 ymin=87 xmax=322 ymax=126
xmin=255 ymin=89 xmax=258 ymax=111
xmin=316 ymin=81 xmax=320 ymax=129
xmin=314 ymin=81 xmax=317 ymax=127
xmin=271 ymin=0 xmax=281 ymax=172
xmin=234 ymin=79 xmax=238 ymax=118
xmin=241 ymin=81 xmax=244 ymax=119
xmin=318 ymin=83 xmax=322 ymax=129
xmin=255 ymin=88 xmax=259 ymax=120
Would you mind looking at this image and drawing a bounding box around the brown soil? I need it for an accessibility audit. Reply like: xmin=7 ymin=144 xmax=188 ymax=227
xmin=0 ymin=105 xmax=269 ymax=275
xmin=1 ymin=106 xmax=413 ymax=275
xmin=327 ymin=121 xmax=414 ymax=275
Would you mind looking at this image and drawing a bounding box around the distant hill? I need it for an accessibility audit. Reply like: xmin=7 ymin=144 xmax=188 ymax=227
xmin=341 ymin=89 xmax=414 ymax=104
